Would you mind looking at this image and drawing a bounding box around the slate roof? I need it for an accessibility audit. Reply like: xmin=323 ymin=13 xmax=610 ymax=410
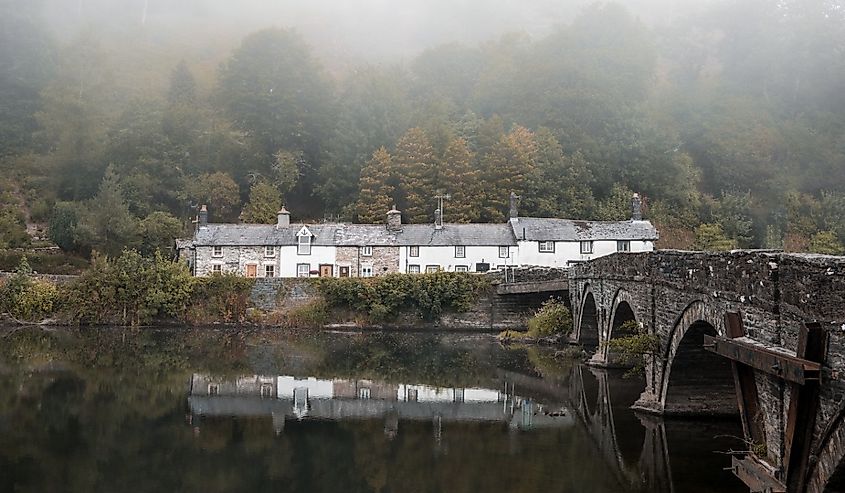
xmin=509 ymin=218 xmax=658 ymax=242
xmin=193 ymin=218 xmax=656 ymax=246
xmin=397 ymin=224 xmax=516 ymax=246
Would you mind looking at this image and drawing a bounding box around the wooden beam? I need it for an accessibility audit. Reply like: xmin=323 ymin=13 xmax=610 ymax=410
xmin=731 ymin=456 xmax=786 ymax=493
xmin=725 ymin=313 xmax=766 ymax=447
xmin=703 ymin=335 xmax=821 ymax=385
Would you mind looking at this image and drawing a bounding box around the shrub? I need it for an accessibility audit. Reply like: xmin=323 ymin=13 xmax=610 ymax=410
xmin=188 ymin=273 xmax=255 ymax=324
xmin=62 ymin=250 xmax=194 ymax=326
xmin=317 ymin=272 xmax=489 ymax=323
xmin=606 ymin=320 xmax=660 ymax=375
xmin=0 ymin=257 xmax=60 ymax=321
xmin=279 ymin=301 xmax=330 ymax=328
xmin=526 ymin=298 xmax=572 ymax=337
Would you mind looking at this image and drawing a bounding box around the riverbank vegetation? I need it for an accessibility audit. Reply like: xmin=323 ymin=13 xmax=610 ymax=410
xmin=2 ymin=1 xmax=845 ymax=269
xmin=499 ymin=298 xmax=572 ymax=342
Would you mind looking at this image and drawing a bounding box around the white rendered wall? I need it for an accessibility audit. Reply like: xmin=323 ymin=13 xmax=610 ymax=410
xmin=278 ymin=245 xmax=337 ymax=277
xmin=398 ymin=245 xmax=516 ymax=273
xmin=515 ymin=240 xmax=654 ymax=267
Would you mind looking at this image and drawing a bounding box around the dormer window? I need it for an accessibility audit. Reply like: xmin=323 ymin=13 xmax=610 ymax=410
xmin=296 ymin=226 xmax=313 ymax=255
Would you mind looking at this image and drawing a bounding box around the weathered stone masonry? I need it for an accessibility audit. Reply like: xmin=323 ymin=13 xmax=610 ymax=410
xmin=569 ymin=250 xmax=845 ymax=493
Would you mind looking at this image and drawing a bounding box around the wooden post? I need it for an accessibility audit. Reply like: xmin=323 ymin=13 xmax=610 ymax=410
xmin=725 ymin=312 xmax=766 ymax=448
xmin=784 ymin=322 xmax=827 ymax=493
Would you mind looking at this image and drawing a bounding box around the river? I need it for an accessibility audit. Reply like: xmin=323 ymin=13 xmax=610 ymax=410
xmin=0 ymin=328 xmax=747 ymax=492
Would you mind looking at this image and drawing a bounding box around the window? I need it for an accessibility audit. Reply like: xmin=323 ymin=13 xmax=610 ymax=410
xmin=298 ymin=235 xmax=311 ymax=255
xmin=617 ymin=240 xmax=631 ymax=252
xmin=212 ymin=246 xmax=223 ymax=257
xmin=455 ymin=245 xmax=466 ymax=258
xmin=455 ymin=265 xmax=469 ymax=272
xmin=260 ymin=383 xmax=274 ymax=398
xmin=265 ymin=265 xmax=275 ymax=278
xmin=580 ymin=241 xmax=594 ymax=254
xmin=358 ymin=388 xmax=371 ymax=399
xmin=211 ymin=264 xmax=222 ymax=274
xmin=361 ymin=265 xmax=373 ymax=278
xmin=408 ymin=265 xmax=421 ymax=274
xmin=499 ymin=246 xmax=509 ymax=258
xmin=538 ymin=241 xmax=555 ymax=253
xmin=361 ymin=246 xmax=373 ymax=256
xmin=409 ymin=246 xmax=419 ymax=257
xmin=208 ymin=384 xmax=219 ymax=396
xmin=265 ymin=246 xmax=276 ymax=257
xmin=297 ymin=263 xmax=310 ymax=278
xmin=425 ymin=265 xmax=439 ymax=273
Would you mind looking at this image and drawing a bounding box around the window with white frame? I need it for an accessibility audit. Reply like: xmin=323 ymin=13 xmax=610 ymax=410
xmin=265 ymin=246 xmax=276 ymax=257
xmin=298 ymin=235 xmax=311 ymax=255
xmin=425 ymin=265 xmax=439 ymax=273
xmin=212 ymin=246 xmax=223 ymax=257
xmin=297 ymin=263 xmax=310 ymax=277
xmin=358 ymin=388 xmax=371 ymax=399
xmin=361 ymin=246 xmax=373 ymax=256
xmin=408 ymin=265 xmax=420 ymax=274
xmin=409 ymin=246 xmax=419 ymax=257
xmin=455 ymin=265 xmax=469 ymax=272
xmin=580 ymin=241 xmax=594 ymax=254
xmin=538 ymin=241 xmax=555 ymax=253
xmin=361 ymin=265 xmax=373 ymax=278
xmin=265 ymin=265 xmax=275 ymax=278
xmin=617 ymin=240 xmax=631 ymax=252
xmin=211 ymin=264 xmax=222 ymax=274
xmin=499 ymin=246 xmax=509 ymax=258
xmin=455 ymin=245 xmax=465 ymax=258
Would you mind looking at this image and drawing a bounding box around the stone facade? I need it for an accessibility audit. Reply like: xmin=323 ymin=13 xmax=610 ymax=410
xmin=194 ymin=245 xmax=280 ymax=278
xmin=335 ymin=246 xmax=400 ymax=278
xmin=569 ymin=250 xmax=845 ymax=493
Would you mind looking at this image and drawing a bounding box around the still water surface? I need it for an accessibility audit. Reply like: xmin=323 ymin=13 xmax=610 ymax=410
xmin=0 ymin=328 xmax=746 ymax=493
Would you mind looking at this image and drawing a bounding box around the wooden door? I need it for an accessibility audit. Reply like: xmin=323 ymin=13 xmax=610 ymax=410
xmin=339 ymin=266 xmax=350 ymax=278
xmin=245 ymin=264 xmax=257 ymax=278
xmin=319 ymin=264 xmax=333 ymax=277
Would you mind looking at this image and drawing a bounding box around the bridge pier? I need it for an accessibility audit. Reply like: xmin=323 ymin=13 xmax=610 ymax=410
xmin=568 ymin=250 xmax=845 ymax=493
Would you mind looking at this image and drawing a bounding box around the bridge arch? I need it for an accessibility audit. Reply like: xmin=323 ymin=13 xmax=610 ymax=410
xmin=659 ymin=300 xmax=737 ymax=416
xmin=602 ymin=289 xmax=643 ymax=366
xmin=576 ymin=284 xmax=601 ymax=351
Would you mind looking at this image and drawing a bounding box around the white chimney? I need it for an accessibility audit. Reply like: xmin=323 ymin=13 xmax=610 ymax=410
xmin=277 ymin=206 xmax=290 ymax=228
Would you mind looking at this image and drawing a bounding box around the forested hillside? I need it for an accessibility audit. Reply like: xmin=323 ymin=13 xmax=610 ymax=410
xmin=2 ymin=0 xmax=844 ymax=259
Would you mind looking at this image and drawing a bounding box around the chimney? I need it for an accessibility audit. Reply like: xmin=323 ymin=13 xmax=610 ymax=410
xmin=509 ymin=192 xmax=520 ymax=220
xmin=434 ymin=208 xmax=443 ymax=230
xmin=631 ymin=193 xmax=642 ymax=221
xmin=386 ymin=206 xmax=402 ymax=232
xmin=277 ymin=206 xmax=290 ymax=228
xmin=198 ymin=205 xmax=208 ymax=228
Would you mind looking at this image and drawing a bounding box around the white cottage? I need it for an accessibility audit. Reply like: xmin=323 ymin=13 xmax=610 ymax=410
xmin=181 ymin=194 xmax=657 ymax=277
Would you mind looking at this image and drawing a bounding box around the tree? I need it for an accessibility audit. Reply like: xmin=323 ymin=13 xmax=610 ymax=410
xmin=272 ymin=149 xmax=303 ymax=199
xmin=48 ymin=202 xmax=81 ymax=252
xmin=439 ymin=138 xmax=480 ymax=222
xmin=139 ymin=211 xmax=183 ymax=256
xmin=241 ymin=182 xmax=282 ymax=224
xmin=0 ymin=206 xmax=29 ymax=249
xmin=357 ymin=148 xmax=396 ymax=223
xmin=594 ymin=184 xmax=635 ymax=221
xmin=183 ymin=172 xmax=241 ymax=222
xmin=693 ymin=223 xmax=735 ymax=252
xmin=524 ymin=129 xmax=595 ymax=219
xmin=168 ymin=60 xmax=196 ymax=105
xmin=80 ymin=167 xmax=140 ymax=257
xmin=479 ymin=126 xmax=538 ymax=221
xmin=395 ymin=128 xmax=437 ymax=223
xmin=809 ymin=231 xmax=844 ymax=255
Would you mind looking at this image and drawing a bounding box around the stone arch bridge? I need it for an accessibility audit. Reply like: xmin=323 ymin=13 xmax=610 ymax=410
xmin=568 ymin=250 xmax=845 ymax=493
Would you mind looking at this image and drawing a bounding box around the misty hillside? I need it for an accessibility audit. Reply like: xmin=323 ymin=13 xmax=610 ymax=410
xmin=1 ymin=0 xmax=844 ymax=263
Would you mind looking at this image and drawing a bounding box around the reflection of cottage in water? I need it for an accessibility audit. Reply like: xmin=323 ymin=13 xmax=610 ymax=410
xmin=188 ymin=374 xmax=572 ymax=433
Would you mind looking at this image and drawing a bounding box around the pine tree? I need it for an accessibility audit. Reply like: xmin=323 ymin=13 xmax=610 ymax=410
xmin=241 ymin=182 xmax=282 ymax=224
xmin=440 ymin=138 xmax=480 ymax=222
xmin=395 ymin=127 xmax=437 ymax=223
xmin=357 ymin=147 xmax=396 ymax=223
xmin=82 ymin=167 xmax=140 ymax=256
xmin=480 ymin=126 xmax=537 ymax=221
